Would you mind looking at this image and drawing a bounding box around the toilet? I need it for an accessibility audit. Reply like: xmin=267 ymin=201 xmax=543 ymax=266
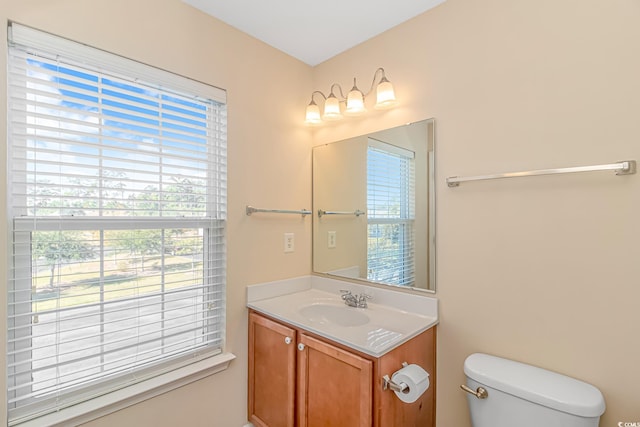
xmin=463 ymin=353 xmax=606 ymax=427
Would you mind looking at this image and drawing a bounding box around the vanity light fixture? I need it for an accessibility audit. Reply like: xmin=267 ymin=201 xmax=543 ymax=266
xmin=305 ymin=67 xmax=398 ymax=125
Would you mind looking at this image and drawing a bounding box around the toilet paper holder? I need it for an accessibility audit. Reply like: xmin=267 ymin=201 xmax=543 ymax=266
xmin=382 ymin=362 xmax=409 ymax=393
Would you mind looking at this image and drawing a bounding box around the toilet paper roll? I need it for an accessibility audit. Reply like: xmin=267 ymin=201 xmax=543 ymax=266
xmin=391 ymin=364 xmax=430 ymax=404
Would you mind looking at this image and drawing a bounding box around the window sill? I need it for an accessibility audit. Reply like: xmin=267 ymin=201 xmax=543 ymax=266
xmin=17 ymin=353 xmax=236 ymax=427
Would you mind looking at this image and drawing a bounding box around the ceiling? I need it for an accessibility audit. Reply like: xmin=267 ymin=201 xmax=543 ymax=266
xmin=182 ymin=0 xmax=446 ymax=66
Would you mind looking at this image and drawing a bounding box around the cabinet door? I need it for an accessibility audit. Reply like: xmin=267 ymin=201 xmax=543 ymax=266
xmin=248 ymin=312 xmax=296 ymax=427
xmin=297 ymin=333 xmax=373 ymax=427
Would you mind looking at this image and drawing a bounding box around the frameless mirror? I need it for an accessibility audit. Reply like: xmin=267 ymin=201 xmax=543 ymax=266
xmin=312 ymin=119 xmax=435 ymax=292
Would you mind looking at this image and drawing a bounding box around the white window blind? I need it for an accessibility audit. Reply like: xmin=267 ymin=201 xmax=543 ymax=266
xmin=367 ymin=139 xmax=415 ymax=286
xmin=7 ymin=23 xmax=227 ymax=425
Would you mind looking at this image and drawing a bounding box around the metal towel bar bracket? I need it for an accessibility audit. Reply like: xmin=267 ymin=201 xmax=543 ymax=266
xmin=447 ymin=160 xmax=636 ymax=188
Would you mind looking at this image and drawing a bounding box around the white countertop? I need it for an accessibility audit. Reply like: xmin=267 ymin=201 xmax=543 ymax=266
xmin=247 ymin=275 xmax=438 ymax=357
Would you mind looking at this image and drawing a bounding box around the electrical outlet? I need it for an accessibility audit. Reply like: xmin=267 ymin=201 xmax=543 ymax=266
xmin=328 ymin=231 xmax=336 ymax=248
xmin=284 ymin=233 xmax=294 ymax=253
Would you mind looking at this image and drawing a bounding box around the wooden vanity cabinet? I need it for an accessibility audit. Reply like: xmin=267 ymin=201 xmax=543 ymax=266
xmin=248 ymin=310 xmax=436 ymax=427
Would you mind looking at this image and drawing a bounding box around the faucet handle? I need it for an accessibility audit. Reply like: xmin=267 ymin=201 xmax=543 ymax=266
xmin=340 ymin=289 xmax=352 ymax=299
xmin=357 ymin=293 xmax=372 ymax=308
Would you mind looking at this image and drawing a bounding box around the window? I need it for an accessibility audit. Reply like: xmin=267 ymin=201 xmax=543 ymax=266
xmin=367 ymin=139 xmax=415 ymax=286
xmin=7 ymin=24 xmax=227 ymax=424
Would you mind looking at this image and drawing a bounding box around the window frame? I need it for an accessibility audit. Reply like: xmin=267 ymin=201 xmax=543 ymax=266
xmin=6 ymin=22 xmax=233 ymax=427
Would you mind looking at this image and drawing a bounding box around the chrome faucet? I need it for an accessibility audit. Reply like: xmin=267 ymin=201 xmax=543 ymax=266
xmin=340 ymin=290 xmax=372 ymax=308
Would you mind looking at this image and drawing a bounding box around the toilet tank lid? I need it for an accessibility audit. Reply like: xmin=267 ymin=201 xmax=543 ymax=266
xmin=464 ymin=353 xmax=605 ymax=418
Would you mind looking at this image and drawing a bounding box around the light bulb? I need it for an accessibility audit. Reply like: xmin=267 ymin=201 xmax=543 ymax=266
xmin=304 ymin=100 xmax=322 ymax=125
xmin=374 ymin=77 xmax=397 ymax=110
xmin=345 ymin=81 xmax=366 ymax=116
xmin=322 ymin=94 xmax=342 ymax=121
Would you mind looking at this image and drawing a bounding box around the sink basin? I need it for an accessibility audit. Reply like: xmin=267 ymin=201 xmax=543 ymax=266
xmin=299 ymin=303 xmax=370 ymax=327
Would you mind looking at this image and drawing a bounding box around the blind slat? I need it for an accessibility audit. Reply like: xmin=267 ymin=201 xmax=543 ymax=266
xmin=9 ymin=23 xmax=226 ymax=103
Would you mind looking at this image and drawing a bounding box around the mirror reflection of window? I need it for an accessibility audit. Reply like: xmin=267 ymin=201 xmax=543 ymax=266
xmin=366 ymin=139 xmax=415 ymax=286
xmin=312 ymin=119 xmax=435 ymax=292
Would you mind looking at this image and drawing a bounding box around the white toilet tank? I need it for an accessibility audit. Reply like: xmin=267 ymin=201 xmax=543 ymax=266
xmin=463 ymin=353 xmax=605 ymax=427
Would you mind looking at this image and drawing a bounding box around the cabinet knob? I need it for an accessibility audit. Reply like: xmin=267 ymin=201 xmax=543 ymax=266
xmin=297 ymin=343 xmax=305 ymax=351
xmin=284 ymin=337 xmax=292 ymax=345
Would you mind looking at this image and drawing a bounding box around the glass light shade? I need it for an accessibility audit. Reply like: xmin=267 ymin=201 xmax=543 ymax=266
xmin=345 ymin=88 xmax=366 ymax=116
xmin=374 ymin=78 xmax=398 ymax=110
xmin=322 ymin=94 xmax=342 ymax=121
xmin=305 ymin=101 xmax=322 ymax=125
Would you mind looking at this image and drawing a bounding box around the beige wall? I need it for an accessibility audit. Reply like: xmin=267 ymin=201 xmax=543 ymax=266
xmin=1 ymin=0 xmax=639 ymax=426
xmin=313 ymin=136 xmax=368 ymax=275
xmin=0 ymin=0 xmax=312 ymax=426
xmin=312 ymin=0 xmax=640 ymax=425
